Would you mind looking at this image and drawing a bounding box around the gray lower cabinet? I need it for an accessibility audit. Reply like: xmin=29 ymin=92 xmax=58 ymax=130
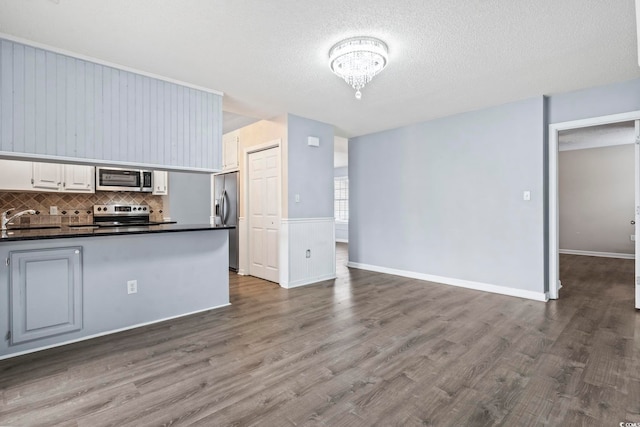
xmin=9 ymin=247 xmax=83 ymax=345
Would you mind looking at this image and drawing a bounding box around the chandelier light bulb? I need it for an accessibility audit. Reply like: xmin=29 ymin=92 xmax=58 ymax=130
xmin=329 ymin=36 xmax=388 ymax=100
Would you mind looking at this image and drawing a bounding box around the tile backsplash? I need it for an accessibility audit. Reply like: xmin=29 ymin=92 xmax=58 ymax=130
xmin=0 ymin=191 xmax=164 ymax=225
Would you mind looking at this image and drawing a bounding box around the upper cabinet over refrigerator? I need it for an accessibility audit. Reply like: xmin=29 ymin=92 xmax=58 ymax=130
xmin=222 ymin=130 xmax=239 ymax=171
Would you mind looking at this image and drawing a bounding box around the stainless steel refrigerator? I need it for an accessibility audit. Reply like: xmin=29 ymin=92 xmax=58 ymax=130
xmin=213 ymin=171 xmax=239 ymax=271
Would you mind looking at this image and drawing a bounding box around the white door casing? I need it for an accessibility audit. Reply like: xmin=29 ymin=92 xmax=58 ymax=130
xmin=248 ymin=146 xmax=280 ymax=283
xmin=635 ymin=120 xmax=640 ymax=309
xmin=548 ymin=111 xmax=640 ymax=304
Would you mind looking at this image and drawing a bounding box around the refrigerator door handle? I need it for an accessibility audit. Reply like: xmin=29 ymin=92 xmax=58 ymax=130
xmin=222 ymin=189 xmax=230 ymax=225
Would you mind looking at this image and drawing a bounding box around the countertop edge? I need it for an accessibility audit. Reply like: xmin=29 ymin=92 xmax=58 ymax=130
xmin=0 ymin=224 xmax=235 ymax=242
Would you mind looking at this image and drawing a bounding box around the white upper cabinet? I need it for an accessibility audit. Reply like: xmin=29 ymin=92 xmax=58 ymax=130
xmin=32 ymin=163 xmax=62 ymax=190
xmin=0 ymin=159 xmax=33 ymax=191
xmin=0 ymin=38 xmax=223 ymax=171
xmin=33 ymin=163 xmax=95 ymax=192
xmin=0 ymin=159 xmax=94 ymax=193
xmin=63 ymin=164 xmax=94 ymax=192
xmin=152 ymin=170 xmax=169 ymax=195
xmin=222 ymin=130 xmax=239 ymax=170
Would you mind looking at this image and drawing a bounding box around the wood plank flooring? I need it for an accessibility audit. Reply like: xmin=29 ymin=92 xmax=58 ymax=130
xmin=1 ymin=244 xmax=639 ymax=426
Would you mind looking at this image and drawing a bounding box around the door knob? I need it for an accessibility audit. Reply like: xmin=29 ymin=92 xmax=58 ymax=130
xmin=632 ymin=220 xmax=636 ymax=225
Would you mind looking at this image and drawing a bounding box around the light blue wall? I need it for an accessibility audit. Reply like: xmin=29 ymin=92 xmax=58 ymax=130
xmin=287 ymin=114 xmax=334 ymax=218
xmin=168 ymin=171 xmax=212 ymax=224
xmin=350 ymin=97 xmax=545 ymax=294
xmin=549 ymin=78 xmax=640 ymax=124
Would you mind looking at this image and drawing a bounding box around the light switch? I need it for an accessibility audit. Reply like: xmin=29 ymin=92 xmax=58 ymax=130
xmin=295 ymin=194 xmax=300 ymax=203
xmin=523 ymin=191 xmax=531 ymax=201
xmin=307 ymin=136 xmax=320 ymax=147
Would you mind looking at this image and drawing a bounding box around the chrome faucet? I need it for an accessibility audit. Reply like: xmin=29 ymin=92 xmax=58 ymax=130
xmin=1 ymin=208 xmax=36 ymax=231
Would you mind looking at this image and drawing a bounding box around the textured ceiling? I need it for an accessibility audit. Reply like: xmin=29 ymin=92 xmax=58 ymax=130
xmin=0 ymin=0 xmax=639 ymax=137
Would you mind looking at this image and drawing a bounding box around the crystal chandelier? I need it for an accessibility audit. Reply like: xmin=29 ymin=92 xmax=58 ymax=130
xmin=329 ymin=37 xmax=388 ymax=100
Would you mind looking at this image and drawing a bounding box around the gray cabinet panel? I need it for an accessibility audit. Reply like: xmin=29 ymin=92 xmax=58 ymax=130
xmin=0 ymin=38 xmax=222 ymax=170
xmin=10 ymin=247 xmax=83 ymax=345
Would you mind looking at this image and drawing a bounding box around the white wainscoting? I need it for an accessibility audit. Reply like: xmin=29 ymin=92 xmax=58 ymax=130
xmin=559 ymin=249 xmax=635 ymax=260
xmin=346 ymin=262 xmax=549 ymax=302
xmin=280 ymin=218 xmax=336 ymax=288
xmin=238 ymin=217 xmax=248 ymax=275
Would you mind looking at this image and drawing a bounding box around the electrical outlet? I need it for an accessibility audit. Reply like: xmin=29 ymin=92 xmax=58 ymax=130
xmin=127 ymin=280 xmax=138 ymax=294
xmin=306 ymin=249 xmax=311 ymax=258
xmin=50 ymin=206 xmax=58 ymax=215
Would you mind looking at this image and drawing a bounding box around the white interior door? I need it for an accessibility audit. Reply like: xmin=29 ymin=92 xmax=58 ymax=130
xmin=634 ymin=120 xmax=640 ymax=308
xmin=248 ymin=146 xmax=280 ymax=283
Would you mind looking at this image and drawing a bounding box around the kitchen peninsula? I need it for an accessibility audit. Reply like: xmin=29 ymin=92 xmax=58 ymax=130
xmin=0 ymin=224 xmax=233 ymax=359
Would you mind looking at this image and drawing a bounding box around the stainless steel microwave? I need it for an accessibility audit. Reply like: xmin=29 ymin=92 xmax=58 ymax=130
xmin=96 ymin=167 xmax=153 ymax=192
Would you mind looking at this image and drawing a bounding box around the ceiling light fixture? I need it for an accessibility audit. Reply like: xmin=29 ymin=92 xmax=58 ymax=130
xmin=329 ymin=36 xmax=388 ymax=100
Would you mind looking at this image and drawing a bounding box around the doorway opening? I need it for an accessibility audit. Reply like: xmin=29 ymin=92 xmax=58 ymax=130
xmin=334 ymin=136 xmax=349 ymax=270
xmin=548 ymin=112 xmax=640 ymax=309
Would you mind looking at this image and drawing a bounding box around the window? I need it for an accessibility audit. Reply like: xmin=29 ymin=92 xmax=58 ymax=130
xmin=334 ymin=177 xmax=348 ymax=222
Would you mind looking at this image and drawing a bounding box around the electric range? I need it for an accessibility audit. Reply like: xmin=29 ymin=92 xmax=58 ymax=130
xmin=90 ymin=204 xmax=175 ymax=227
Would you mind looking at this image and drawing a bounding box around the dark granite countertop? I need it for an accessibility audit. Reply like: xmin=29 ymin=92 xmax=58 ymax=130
xmin=0 ymin=223 xmax=235 ymax=242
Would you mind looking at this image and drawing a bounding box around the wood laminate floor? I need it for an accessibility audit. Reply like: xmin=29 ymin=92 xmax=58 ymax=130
xmin=1 ymin=245 xmax=639 ymax=426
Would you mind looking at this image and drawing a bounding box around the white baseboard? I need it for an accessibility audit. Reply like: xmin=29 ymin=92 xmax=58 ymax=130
xmin=282 ymin=273 xmax=337 ymax=289
xmin=0 ymin=303 xmax=231 ymax=361
xmin=335 ymin=238 xmax=348 ymax=243
xmin=346 ymin=262 xmax=548 ymax=302
xmin=559 ymin=249 xmax=635 ymax=260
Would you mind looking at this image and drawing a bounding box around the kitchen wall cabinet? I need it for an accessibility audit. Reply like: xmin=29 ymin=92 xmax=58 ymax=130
xmin=222 ymin=130 xmax=239 ymax=170
xmin=9 ymin=247 xmax=83 ymax=345
xmin=32 ymin=162 xmax=62 ymax=190
xmin=63 ymin=164 xmax=94 ymax=192
xmin=0 ymin=38 xmax=222 ymax=171
xmin=0 ymin=159 xmax=94 ymax=193
xmin=0 ymin=159 xmax=33 ymax=191
xmin=152 ymin=170 xmax=169 ymax=195
xmin=32 ymin=163 xmax=94 ymax=193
